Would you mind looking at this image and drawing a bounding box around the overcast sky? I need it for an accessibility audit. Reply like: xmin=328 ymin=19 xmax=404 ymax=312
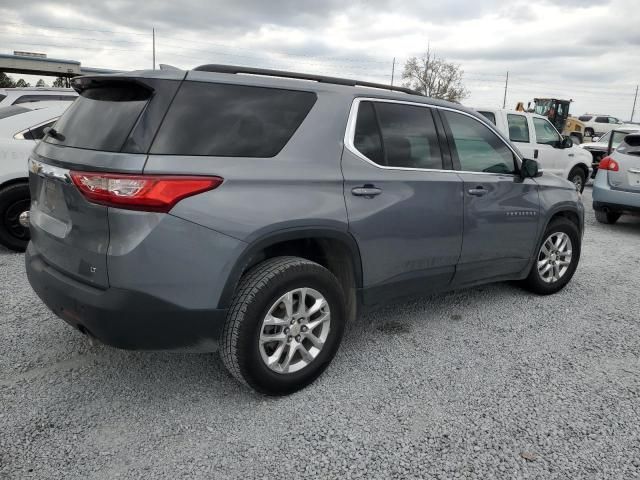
xmin=2 ymin=0 xmax=639 ymax=119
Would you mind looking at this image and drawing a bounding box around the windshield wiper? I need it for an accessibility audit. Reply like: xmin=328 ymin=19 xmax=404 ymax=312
xmin=43 ymin=127 xmax=65 ymax=141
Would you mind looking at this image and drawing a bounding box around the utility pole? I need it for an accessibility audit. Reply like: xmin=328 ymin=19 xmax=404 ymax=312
xmin=502 ymin=71 xmax=509 ymax=109
xmin=152 ymin=28 xmax=156 ymax=70
xmin=631 ymin=85 xmax=638 ymax=122
xmin=390 ymin=57 xmax=396 ymax=87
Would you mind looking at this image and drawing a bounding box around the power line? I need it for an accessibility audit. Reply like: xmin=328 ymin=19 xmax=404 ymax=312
xmin=3 ymin=21 xmax=151 ymax=36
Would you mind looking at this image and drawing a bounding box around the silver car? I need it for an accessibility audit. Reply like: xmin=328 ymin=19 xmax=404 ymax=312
xmin=593 ymin=133 xmax=640 ymax=224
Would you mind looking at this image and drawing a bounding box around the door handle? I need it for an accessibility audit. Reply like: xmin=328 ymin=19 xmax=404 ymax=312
xmin=534 ymin=149 xmax=539 ymax=159
xmin=467 ymin=187 xmax=488 ymax=197
xmin=351 ymin=185 xmax=382 ymax=197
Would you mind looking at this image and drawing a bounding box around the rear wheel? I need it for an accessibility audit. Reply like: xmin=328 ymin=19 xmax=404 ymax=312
xmin=568 ymin=167 xmax=586 ymax=193
xmin=595 ymin=210 xmax=621 ymax=224
xmin=0 ymin=183 xmax=30 ymax=252
xmin=221 ymin=256 xmax=346 ymax=395
xmin=570 ymin=134 xmax=581 ymax=146
xmin=522 ymin=218 xmax=580 ymax=295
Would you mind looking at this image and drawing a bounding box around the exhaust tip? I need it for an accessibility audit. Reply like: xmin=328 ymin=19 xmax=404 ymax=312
xmin=19 ymin=210 xmax=30 ymax=228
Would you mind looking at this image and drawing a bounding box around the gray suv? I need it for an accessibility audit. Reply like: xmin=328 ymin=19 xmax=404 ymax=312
xmin=25 ymin=65 xmax=584 ymax=395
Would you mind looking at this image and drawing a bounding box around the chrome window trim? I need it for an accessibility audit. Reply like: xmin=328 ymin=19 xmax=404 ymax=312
xmin=13 ymin=117 xmax=59 ymax=141
xmin=343 ymin=97 xmax=523 ymax=177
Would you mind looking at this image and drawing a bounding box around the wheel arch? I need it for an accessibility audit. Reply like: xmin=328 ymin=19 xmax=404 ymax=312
xmin=218 ymin=227 xmax=363 ymax=316
xmin=0 ymin=176 xmax=29 ymax=191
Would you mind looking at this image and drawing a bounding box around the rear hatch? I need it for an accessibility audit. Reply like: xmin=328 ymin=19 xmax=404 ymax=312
xmin=608 ymin=134 xmax=640 ymax=193
xmin=29 ymin=73 xmax=184 ymax=288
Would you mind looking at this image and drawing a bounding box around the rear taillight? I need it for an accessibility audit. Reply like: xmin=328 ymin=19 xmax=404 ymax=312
xmin=598 ymin=156 xmax=619 ymax=172
xmin=70 ymin=172 xmax=223 ymax=212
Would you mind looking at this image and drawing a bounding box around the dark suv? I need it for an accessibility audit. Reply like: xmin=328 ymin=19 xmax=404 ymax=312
xmin=25 ymin=65 xmax=584 ymax=394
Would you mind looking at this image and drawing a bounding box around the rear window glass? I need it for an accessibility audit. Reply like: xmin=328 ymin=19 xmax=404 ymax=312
xmin=507 ymin=114 xmax=530 ymax=142
xmin=150 ymin=82 xmax=317 ymax=157
xmin=13 ymin=94 xmax=77 ymax=105
xmin=478 ymin=111 xmax=496 ymax=125
xmin=45 ymin=83 xmax=150 ymax=152
xmin=0 ymin=105 xmax=29 ymax=120
xmin=578 ymin=115 xmax=592 ymax=122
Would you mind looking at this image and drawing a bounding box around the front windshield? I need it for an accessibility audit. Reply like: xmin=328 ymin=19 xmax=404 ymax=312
xmin=534 ymin=100 xmax=552 ymax=116
xmin=597 ymin=132 xmax=611 ymax=144
xmin=597 ymin=131 xmax=636 ymax=149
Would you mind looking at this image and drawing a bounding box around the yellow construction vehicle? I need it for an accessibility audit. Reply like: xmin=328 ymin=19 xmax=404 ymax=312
xmin=519 ymin=98 xmax=587 ymax=144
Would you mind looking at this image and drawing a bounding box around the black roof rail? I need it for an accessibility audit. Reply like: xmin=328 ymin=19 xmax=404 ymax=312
xmin=193 ymin=64 xmax=421 ymax=96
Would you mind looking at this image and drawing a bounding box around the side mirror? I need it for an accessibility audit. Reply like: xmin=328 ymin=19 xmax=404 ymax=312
xmin=592 ymin=136 xmax=600 ymax=143
xmin=521 ymin=158 xmax=542 ymax=178
xmin=559 ymin=136 xmax=573 ymax=148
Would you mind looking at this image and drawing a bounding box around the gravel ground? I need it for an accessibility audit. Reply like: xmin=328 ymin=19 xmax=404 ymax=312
xmin=1 ymin=186 xmax=640 ymax=479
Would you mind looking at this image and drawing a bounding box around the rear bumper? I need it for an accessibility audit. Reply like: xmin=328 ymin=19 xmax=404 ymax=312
xmin=26 ymin=244 xmax=227 ymax=352
xmin=592 ymin=172 xmax=640 ymax=213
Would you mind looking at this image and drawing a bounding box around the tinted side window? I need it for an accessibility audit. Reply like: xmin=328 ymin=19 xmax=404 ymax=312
xmin=578 ymin=115 xmax=592 ymax=122
xmin=375 ymin=103 xmax=442 ymax=169
xmin=478 ymin=111 xmax=496 ymax=125
xmin=150 ymin=82 xmax=317 ymax=157
xmin=595 ymin=116 xmax=608 ymax=123
xmin=443 ymin=110 xmax=516 ymax=174
xmin=507 ymin=114 xmax=530 ymax=143
xmin=533 ymin=118 xmax=561 ymax=146
xmin=353 ymin=101 xmax=384 ymax=165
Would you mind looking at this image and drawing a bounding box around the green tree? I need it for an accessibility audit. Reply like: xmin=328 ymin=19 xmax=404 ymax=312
xmin=52 ymin=77 xmax=66 ymax=88
xmin=15 ymin=79 xmax=31 ymax=87
xmin=402 ymin=47 xmax=468 ymax=102
xmin=36 ymin=79 xmax=48 ymax=87
xmin=0 ymin=72 xmax=16 ymax=88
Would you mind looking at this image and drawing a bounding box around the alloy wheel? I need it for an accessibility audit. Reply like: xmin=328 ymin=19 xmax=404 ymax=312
xmin=537 ymin=232 xmax=573 ymax=283
xmin=259 ymin=287 xmax=331 ymax=374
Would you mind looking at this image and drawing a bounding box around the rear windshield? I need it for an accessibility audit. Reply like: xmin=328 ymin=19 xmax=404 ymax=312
xmin=45 ymin=82 xmax=151 ymax=152
xmin=13 ymin=94 xmax=77 ymax=104
xmin=150 ymin=81 xmax=317 ymax=157
xmin=0 ymin=105 xmax=29 ymax=120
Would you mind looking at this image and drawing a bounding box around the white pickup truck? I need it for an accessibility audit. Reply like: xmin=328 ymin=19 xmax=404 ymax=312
xmin=475 ymin=108 xmax=592 ymax=192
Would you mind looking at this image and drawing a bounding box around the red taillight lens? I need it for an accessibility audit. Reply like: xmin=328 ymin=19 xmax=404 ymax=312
xmin=70 ymin=172 xmax=223 ymax=212
xmin=598 ymin=156 xmax=619 ymax=172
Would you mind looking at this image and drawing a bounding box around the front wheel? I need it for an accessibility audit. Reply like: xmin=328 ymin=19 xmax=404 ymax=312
xmin=522 ymin=218 xmax=580 ymax=295
xmin=568 ymin=167 xmax=586 ymax=193
xmin=221 ymin=256 xmax=346 ymax=395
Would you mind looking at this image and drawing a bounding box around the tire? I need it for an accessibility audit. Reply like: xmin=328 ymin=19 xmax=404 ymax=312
xmin=522 ymin=218 xmax=580 ymax=295
xmin=595 ymin=210 xmax=621 ymax=224
xmin=0 ymin=183 xmax=30 ymax=252
xmin=221 ymin=256 xmax=346 ymax=395
xmin=570 ymin=134 xmax=581 ymax=146
xmin=568 ymin=167 xmax=586 ymax=193
xmin=584 ymin=128 xmax=594 ymax=138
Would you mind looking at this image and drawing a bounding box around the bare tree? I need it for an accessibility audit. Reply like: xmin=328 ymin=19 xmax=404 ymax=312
xmin=36 ymin=79 xmax=48 ymax=87
xmin=402 ymin=47 xmax=468 ymax=102
xmin=15 ymin=79 xmax=31 ymax=88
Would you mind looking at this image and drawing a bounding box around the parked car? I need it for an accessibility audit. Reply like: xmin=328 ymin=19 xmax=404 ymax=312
xmin=477 ymin=108 xmax=592 ymax=192
xmin=580 ymin=127 xmax=640 ymax=177
xmin=577 ymin=114 xmax=633 ymax=138
xmin=592 ymin=133 xmax=640 ymax=224
xmin=25 ymin=66 xmax=584 ymax=395
xmin=0 ymin=102 xmax=72 ymax=251
xmin=0 ymin=87 xmax=77 ymax=107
